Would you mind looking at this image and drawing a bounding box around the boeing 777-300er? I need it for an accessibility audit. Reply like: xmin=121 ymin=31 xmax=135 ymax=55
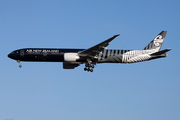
xmin=8 ymin=31 xmax=171 ymax=72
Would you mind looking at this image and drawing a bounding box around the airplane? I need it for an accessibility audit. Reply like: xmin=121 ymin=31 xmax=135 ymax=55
xmin=8 ymin=31 xmax=171 ymax=72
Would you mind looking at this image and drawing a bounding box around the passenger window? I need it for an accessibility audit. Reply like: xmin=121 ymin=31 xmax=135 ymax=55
xmin=114 ymin=50 xmax=116 ymax=56
xmin=121 ymin=50 xmax=123 ymax=54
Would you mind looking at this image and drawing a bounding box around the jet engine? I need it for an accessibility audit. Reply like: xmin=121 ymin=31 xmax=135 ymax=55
xmin=64 ymin=53 xmax=80 ymax=62
xmin=63 ymin=62 xmax=80 ymax=69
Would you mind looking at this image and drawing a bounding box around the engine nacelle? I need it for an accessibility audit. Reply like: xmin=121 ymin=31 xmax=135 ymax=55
xmin=63 ymin=62 xmax=80 ymax=69
xmin=64 ymin=53 xmax=80 ymax=62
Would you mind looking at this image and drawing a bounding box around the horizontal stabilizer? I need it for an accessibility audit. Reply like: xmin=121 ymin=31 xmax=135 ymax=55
xmin=150 ymin=49 xmax=171 ymax=56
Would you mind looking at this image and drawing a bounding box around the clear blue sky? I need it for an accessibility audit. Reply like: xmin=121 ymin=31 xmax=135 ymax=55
xmin=1 ymin=0 xmax=180 ymax=120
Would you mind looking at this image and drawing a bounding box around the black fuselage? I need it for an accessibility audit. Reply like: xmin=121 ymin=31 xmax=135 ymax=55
xmin=8 ymin=48 xmax=85 ymax=62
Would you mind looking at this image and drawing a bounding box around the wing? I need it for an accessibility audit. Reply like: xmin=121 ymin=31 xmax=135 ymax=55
xmin=78 ymin=34 xmax=120 ymax=58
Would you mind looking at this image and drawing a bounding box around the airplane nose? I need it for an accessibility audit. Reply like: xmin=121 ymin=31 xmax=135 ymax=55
xmin=8 ymin=53 xmax=12 ymax=58
xmin=8 ymin=53 xmax=15 ymax=59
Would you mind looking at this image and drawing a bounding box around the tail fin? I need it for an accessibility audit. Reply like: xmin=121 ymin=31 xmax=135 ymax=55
xmin=143 ymin=31 xmax=167 ymax=51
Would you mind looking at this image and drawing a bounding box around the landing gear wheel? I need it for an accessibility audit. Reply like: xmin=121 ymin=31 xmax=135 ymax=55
xmin=85 ymin=63 xmax=91 ymax=67
xmin=17 ymin=60 xmax=22 ymax=68
xmin=84 ymin=63 xmax=95 ymax=72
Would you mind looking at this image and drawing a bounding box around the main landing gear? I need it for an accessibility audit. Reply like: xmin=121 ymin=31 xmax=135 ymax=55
xmin=84 ymin=63 xmax=95 ymax=72
xmin=84 ymin=58 xmax=96 ymax=72
xmin=17 ymin=60 xmax=22 ymax=68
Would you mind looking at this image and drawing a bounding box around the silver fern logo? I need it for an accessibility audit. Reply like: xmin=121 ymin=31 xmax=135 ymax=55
xmin=154 ymin=35 xmax=163 ymax=46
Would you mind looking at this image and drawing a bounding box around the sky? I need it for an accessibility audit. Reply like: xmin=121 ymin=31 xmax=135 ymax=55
xmin=0 ymin=0 xmax=180 ymax=120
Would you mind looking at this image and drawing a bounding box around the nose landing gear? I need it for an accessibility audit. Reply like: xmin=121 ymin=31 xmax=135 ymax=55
xmin=17 ymin=60 xmax=22 ymax=68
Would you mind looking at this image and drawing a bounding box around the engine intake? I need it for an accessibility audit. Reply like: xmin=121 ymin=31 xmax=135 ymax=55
xmin=64 ymin=53 xmax=80 ymax=62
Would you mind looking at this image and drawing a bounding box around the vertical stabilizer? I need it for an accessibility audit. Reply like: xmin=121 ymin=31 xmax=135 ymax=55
xmin=143 ymin=31 xmax=167 ymax=51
